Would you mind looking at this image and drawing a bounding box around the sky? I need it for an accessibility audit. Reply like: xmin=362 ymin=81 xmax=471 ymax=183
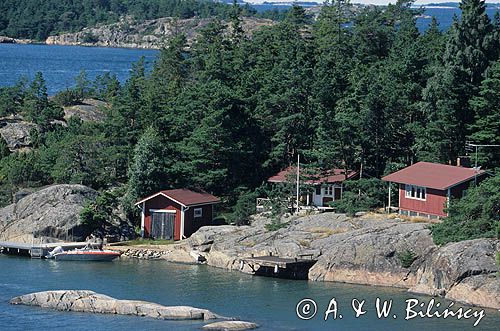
xmin=244 ymin=0 xmax=497 ymax=5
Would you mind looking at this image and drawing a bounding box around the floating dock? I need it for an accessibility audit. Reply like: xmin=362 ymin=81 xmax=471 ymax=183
xmin=240 ymin=254 xmax=317 ymax=280
xmin=0 ymin=241 xmax=101 ymax=258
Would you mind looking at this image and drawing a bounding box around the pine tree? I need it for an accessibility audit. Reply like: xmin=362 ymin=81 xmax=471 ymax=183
xmin=468 ymin=61 xmax=500 ymax=168
xmin=127 ymin=127 xmax=166 ymax=202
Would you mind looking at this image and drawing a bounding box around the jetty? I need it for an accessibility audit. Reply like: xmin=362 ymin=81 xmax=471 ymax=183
xmin=0 ymin=241 xmax=101 ymax=258
xmin=240 ymin=253 xmax=317 ymax=280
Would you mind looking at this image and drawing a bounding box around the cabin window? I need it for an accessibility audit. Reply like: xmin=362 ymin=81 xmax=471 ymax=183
xmin=194 ymin=208 xmax=203 ymax=218
xmin=405 ymin=184 xmax=426 ymax=200
xmin=324 ymin=185 xmax=334 ymax=196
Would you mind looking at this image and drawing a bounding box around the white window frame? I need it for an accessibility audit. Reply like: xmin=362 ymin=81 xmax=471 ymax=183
xmin=324 ymin=185 xmax=334 ymax=196
xmin=194 ymin=208 xmax=203 ymax=218
xmin=405 ymin=184 xmax=426 ymax=201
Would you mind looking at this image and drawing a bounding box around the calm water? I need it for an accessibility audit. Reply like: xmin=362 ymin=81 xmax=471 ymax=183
xmin=0 ymin=255 xmax=498 ymax=330
xmin=0 ymin=44 xmax=157 ymax=94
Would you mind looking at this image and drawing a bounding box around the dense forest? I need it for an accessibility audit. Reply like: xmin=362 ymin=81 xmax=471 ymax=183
xmin=0 ymin=0 xmax=498 ymax=238
xmin=0 ymin=0 xmax=284 ymax=40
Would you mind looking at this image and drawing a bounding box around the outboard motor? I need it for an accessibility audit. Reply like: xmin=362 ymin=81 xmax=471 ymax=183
xmin=46 ymin=246 xmax=64 ymax=259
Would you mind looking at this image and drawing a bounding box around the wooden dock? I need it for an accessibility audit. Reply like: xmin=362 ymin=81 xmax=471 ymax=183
xmin=0 ymin=241 xmax=101 ymax=258
xmin=240 ymin=254 xmax=317 ymax=280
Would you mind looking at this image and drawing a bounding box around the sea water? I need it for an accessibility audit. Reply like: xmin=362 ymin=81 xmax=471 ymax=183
xmin=0 ymin=255 xmax=498 ymax=330
xmin=0 ymin=44 xmax=157 ymax=95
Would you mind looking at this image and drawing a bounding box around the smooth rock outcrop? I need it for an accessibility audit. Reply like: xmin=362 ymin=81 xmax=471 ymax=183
xmin=63 ymin=98 xmax=107 ymax=122
xmin=10 ymin=290 xmax=222 ymax=320
xmin=0 ymin=185 xmax=98 ymax=242
xmin=0 ymin=116 xmax=37 ymax=151
xmin=203 ymin=321 xmax=258 ymax=330
xmin=45 ymin=16 xmax=273 ymax=49
xmin=179 ymin=213 xmax=499 ymax=309
xmin=409 ymin=238 xmax=500 ymax=309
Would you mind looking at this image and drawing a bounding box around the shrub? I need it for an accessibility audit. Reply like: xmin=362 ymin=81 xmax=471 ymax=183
xmin=228 ymin=189 xmax=259 ymax=225
xmin=431 ymin=174 xmax=499 ymax=245
xmin=81 ymin=32 xmax=99 ymax=43
xmin=53 ymin=89 xmax=82 ymax=106
xmin=332 ymin=178 xmax=386 ymax=216
xmin=397 ymin=249 xmax=417 ymax=268
xmin=265 ymin=220 xmax=289 ymax=231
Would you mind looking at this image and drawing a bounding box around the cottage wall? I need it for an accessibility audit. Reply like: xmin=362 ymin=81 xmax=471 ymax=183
xmin=398 ymin=184 xmax=447 ymax=218
xmin=183 ymin=204 xmax=214 ymax=238
xmin=144 ymin=195 xmax=182 ymax=240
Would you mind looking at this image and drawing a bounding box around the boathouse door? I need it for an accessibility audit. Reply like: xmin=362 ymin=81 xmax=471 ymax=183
xmin=151 ymin=211 xmax=175 ymax=240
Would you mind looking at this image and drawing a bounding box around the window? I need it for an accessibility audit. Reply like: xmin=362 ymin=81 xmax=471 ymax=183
xmin=194 ymin=208 xmax=203 ymax=218
xmin=405 ymin=184 xmax=426 ymax=200
xmin=324 ymin=185 xmax=334 ymax=196
xmin=315 ymin=186 xmax=321 ymax=195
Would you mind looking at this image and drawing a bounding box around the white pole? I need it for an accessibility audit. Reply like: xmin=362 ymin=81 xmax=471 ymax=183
xmin=388 ymin=182 xmax=391 ymax=213
xmin=296 ymin=154 xmax=300 ymax=213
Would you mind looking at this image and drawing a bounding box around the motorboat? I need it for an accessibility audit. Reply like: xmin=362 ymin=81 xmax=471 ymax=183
xmin=46 ymin=246 xmax=121 ymax=261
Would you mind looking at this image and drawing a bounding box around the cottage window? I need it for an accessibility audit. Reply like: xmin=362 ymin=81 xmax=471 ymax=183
xmin=315 ymin=186 xmax=321 ymax=195
xmin=324 ymin=185 xmax=334 ymax=196
xmin=194 ymin=208 xmax=203 ymax=218
xmin=405 ymin=184 xmax=426 ymax=200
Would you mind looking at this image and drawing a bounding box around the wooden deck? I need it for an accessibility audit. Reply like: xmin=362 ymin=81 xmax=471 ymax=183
xmin=0 ymin=241 xmax=101 ymax=258
xmin=240 ymin=254 xmax=317 ymax=280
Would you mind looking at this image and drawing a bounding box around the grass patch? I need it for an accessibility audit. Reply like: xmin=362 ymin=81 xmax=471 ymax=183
xmin=309 ymin=227 xmax=348 ymax=238
xmin=298 ymin=239 xmax=311 ymax=248
xmin=119 ymin=238 xmax=174 ymax=246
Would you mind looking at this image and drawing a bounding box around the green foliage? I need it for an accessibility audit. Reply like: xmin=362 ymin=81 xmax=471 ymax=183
xmin=126 ymin=127 xmax=167 ymax=204
xmin=398 ymin=249 xmax=417 ymax=268
xmin=52 ymin=89 xmax=82 ymax=106
xmin=332 ymin=179 xmax=386 ymax=216
xmin=265 ymin=220 xmax=289 ymax=231
xmin=431 ymin=174 xmax=500 ymax=245
xmin=0 ymin=0 xmax=272 ymax=40
xmin=0 ymin=2 xmax=497 ymax=239
xmin=81 ymin=32 xmax=98 ymax=43
xmin=228 ymin=189 xmax=259 ymax=225
xmin=80 ymin=188 xmax=122 ymax=232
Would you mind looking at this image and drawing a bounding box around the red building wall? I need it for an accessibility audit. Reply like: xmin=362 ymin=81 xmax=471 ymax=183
xmin=183 ymin=204 xmax=214 ymax=238
xmin=144 ymin=195 xmax=182 ymax=240
xmin=143 ymin=195 xmax=216 ymax=240
xmin=398 ymin=184 xmax=448 ymax=217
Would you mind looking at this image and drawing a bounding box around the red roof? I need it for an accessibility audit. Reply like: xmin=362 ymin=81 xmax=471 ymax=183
xmin=268 ymin=166 xmax=357 ymax=184
xmin=381 ymin=162 xmax=485 ymax=190
xmin=135 ymin=189 xmax=220 ymax=206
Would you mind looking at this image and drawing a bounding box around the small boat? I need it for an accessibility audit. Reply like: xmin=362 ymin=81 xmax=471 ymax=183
xmin=47 ymin=246 xmax=121 ymax=261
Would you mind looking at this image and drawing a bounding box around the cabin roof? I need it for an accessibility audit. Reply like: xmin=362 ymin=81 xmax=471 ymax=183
xmin=381 ymin=162 xmax=485 ymax=190
xmin=268 ymin=166 xmax=357 ymax=184
xmin=135 ymin=188 xmax=220 ymax=207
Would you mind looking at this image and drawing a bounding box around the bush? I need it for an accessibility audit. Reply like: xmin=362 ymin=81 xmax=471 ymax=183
xmin=81 ymin=32 xmax=99 ymax=43
xmin=228 ymin=189 xmax=259 ymax=225
xmin=431 ymin=174 xmax=499 ymax=245
xmin=332 ymin=178 xmax=386 ymax=216
xmin=265 ymin=220 xmax=289 ymax=231
xmin=397 ymin=249 xmax=417 ymax=268
xmin=53 ymin=89 xmax=82 ymax=106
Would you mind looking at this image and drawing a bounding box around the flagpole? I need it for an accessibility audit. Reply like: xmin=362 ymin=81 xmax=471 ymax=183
xmin=296 ymin=154 xmax=300 ymax=213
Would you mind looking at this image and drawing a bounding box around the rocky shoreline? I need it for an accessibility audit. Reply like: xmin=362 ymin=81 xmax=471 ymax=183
xmin=111 ymin=213 xmax=499 ymax=310
xmin=10 ymin=290 xmax=258 ymax=330
xmin=1 ymin=16 xmax=273 ymax=50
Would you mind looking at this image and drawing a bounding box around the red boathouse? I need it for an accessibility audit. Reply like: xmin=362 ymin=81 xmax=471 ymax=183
xmin=135 ymin=189 xmax=220 ymax=240
xmin=382 ymin=162 xmax=485 ymax=219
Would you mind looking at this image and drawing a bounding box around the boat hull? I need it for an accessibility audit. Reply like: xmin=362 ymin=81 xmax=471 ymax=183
xmin=53 ymin=251 xmax=120 ymax=261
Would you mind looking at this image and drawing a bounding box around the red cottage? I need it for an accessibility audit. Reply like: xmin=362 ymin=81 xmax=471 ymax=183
xmin=135 ymin=189 xmax=220 ymax=241
xmin=382 ymin=162 xmax=485 ymax=219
